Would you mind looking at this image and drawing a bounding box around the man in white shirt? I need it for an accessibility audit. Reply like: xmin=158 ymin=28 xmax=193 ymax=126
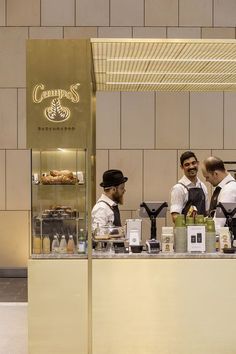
xmin=170 ymin=151 xmax=208 ymax=223
xmin=202 ymin=156 xmax=236 ymax=229
xmin=92 ymin=169 xmax=128 ymax=230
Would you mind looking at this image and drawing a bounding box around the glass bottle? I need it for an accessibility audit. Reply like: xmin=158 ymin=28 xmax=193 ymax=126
xmin=59 ymin=235 xmax=67 ymax=254
xmin=43 ymin=234 xmax=50 ymax=254
xmin=33 ymin=235 xmax=42 ymax=254
xmin=67 ymin=235 xmax=75 ymax=254
xmin=51 ymin=234 xmax=59 ymax=254
xmin=78 ymin=229 xmax=86 ymax=254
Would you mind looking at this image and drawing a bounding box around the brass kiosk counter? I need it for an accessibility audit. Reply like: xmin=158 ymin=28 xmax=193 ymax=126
xmin=28 ymin=253 xmax=236 ymax=354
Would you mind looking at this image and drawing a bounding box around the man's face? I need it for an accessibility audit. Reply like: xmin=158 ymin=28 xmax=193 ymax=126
xmin=111 ymin=183 xmax=126 ymax=204
xmin=181 ymin=157 xmax=199 ymax=179
xmin=202 ymin=167 xmax=218 ymax=186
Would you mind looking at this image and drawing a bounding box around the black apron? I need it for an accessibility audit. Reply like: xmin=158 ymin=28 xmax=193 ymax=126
xmin=179 ymin=183 xmax=206 ymax=216
xmin=97 ymin=200 xmax=121 ymax=226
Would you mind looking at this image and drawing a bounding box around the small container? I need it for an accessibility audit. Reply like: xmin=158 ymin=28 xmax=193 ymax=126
xmin=195 ymin=214 xmax=205 ymax=225
xmin=175 ymin=214 xmax=185 ymax=227
xmin=186 ymin=216 xmax=194 ymax=226
xmin=130 ymin=245 xmax=143 ymax=253
xmin=161 ymin=226 xmax=174 ymax=253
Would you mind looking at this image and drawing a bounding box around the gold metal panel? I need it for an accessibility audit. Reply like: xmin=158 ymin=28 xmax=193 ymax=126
xmin=27 ymin=39 xmax=94 ymax=148
xmin=91 ymin=38 xmax=236 ymax=91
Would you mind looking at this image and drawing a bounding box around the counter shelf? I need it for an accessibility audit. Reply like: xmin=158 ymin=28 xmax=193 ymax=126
xmin=92 ymin=251 xmax=236 ymax=259
xmin=31 ymin=253 xmax=87 ymax=259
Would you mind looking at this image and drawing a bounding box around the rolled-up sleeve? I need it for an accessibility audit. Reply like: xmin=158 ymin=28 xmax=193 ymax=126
xmin=170 ymin=185 xmax=186 ymax=214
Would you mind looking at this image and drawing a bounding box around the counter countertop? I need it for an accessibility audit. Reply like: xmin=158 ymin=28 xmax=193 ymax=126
xmin=30 ymin=251 xmax=236 ymax=259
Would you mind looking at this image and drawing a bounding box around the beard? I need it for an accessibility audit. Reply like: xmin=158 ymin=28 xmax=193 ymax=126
xmin=112 ymin=191 xmax=124 ymax=205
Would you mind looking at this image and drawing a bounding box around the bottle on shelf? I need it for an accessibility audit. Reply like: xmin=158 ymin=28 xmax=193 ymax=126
xmin=78 ymin=229 xmax=86 ymax=254
xmin=51 ymin=234 xmax=60 ymax=253
xmin=67 ymin=235 xmax=75 ymax=254
xmin=59 ymin=235 xmax=67 ymax=254
xmin=33 ymin=235 xmax=42 ymax=254
xmin=43 ymin=235 xmax=50 ymax=254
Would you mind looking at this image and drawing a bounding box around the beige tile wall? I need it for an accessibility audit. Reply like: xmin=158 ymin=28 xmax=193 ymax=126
xmin=7 ymin=0 xmax=40 ymax=26
xmin=0 ymin=151 xmax=6 ymax=210
xmin=1 ymin=0 xmax=236 ymax=266
xmin=110 ymin=0 xmax=144 ymax=26
xmin=179 ymin=0 xmax=212 ymax=26
xmin=121 ymin=92 xmax=155 ymax=149
xmin=41 ymin=0 xmax=75 ymax=26
xmin=0 ymin=0 xmax=5 ymax=26
xmin=145 ymin=0 xmax=178 ymax=26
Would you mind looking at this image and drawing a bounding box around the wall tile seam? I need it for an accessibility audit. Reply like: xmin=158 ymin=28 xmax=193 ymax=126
xmin=1 ymin=149 xmax=29 ymax=151
xmin=212 ymin=0 xmax=214 ymax=27
xmin=0 ymin=209 xmax=31 ymax=212
xmin=96 ymin=148 xmax=215 ymax=151
xmin=16 ymin=88 xmax=20 ymax=149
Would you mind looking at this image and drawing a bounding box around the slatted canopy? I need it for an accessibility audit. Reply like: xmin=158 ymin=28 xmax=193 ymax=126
xmin=91 ymin=38 xmax=236 ymax=92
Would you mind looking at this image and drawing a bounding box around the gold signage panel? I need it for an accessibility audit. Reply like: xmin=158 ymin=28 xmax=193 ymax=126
xmin=26 ymin=39 xmax=94 ymax=149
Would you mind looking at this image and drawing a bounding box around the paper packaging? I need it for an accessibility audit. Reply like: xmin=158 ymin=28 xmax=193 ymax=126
xmin=219 ymin=227 xmax=231 ymax=252
xmin=161 ymin=227 xmax=174 ymax=253
xmin=126 ymin=219 xmax=142 ymax=245
xmin=187 ymin=225 xmax=205 ymax=252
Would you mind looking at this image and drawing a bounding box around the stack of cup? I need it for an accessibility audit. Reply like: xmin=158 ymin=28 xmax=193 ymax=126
xmin=175 ymin=214 xmax=187 ymax=253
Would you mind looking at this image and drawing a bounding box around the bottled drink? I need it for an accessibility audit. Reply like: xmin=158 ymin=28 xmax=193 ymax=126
xmin=43 ymin=235 xmax=50 ymax=254
xmin=67 ymin=235 xmax=75 ymax=254
xmin=51 ymin=234 xmax=59 ymax=253
xmin=78 ymin=229 xmax=86 ymax=254
xmin=33 ymin=235 xmax=42 ymax=254
xmin=59 ymin=235 xmax=67 ymax=254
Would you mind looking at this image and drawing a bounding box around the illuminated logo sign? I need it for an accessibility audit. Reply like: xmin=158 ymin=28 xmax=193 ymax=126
xmin=32 ymin=83 xmax=80 ymax=123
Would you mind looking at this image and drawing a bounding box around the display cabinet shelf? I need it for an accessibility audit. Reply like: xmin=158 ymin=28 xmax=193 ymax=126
xmin=31 ymin=148 xmax=87 ymax=257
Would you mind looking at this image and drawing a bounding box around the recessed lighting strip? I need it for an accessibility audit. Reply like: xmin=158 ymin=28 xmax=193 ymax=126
xmin=106 ymin=71 xmax=236 ymax=76
xmin=106 ymin=82 xmax=236 ymax=85
xmin=106 ymin=58 xmax=236 ymax=62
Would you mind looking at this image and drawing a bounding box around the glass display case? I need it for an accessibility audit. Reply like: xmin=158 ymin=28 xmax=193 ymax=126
xmin=31 ymin=148 xmax=87 ymax=257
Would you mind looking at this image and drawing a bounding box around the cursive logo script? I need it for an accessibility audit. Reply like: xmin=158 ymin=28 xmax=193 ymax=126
xmin=32 ymin=83 xmax=80 ymax=123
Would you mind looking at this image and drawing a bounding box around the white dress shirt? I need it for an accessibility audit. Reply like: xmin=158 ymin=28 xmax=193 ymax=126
xmin=170 ymin=175 xmax=209 ymax=214
xmin=214 ymin=174 xmax=236 ymax=229
xmin=91 ymin=193 xmax=118 ymax=230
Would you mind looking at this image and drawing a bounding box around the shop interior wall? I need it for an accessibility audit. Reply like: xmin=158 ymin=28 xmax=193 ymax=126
xmin=0 ymin=0 xmax=236 ymax=266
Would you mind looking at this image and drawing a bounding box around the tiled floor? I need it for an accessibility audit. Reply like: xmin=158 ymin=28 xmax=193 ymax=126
xmin=0 ymin=278 xmax=28 ymax=353
xmin=0 ymin=278 xmax=28 ymax=302
xmin=0 ymin=303 xmax=28 ymax=354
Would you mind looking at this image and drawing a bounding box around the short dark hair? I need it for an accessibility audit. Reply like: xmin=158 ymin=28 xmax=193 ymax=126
xmin=180 ymin=151 xmax=198 ymax=166
xmin=204 ymin=156 xmax=225 ymax=173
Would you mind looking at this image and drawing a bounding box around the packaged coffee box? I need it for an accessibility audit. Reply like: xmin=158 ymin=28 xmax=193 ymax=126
xmin=219 ymin=227 xmax=231 ymax=252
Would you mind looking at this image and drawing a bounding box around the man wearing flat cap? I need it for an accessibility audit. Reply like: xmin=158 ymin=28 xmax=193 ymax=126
xmin=92 ymin=169 xmax=128 ymax=230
